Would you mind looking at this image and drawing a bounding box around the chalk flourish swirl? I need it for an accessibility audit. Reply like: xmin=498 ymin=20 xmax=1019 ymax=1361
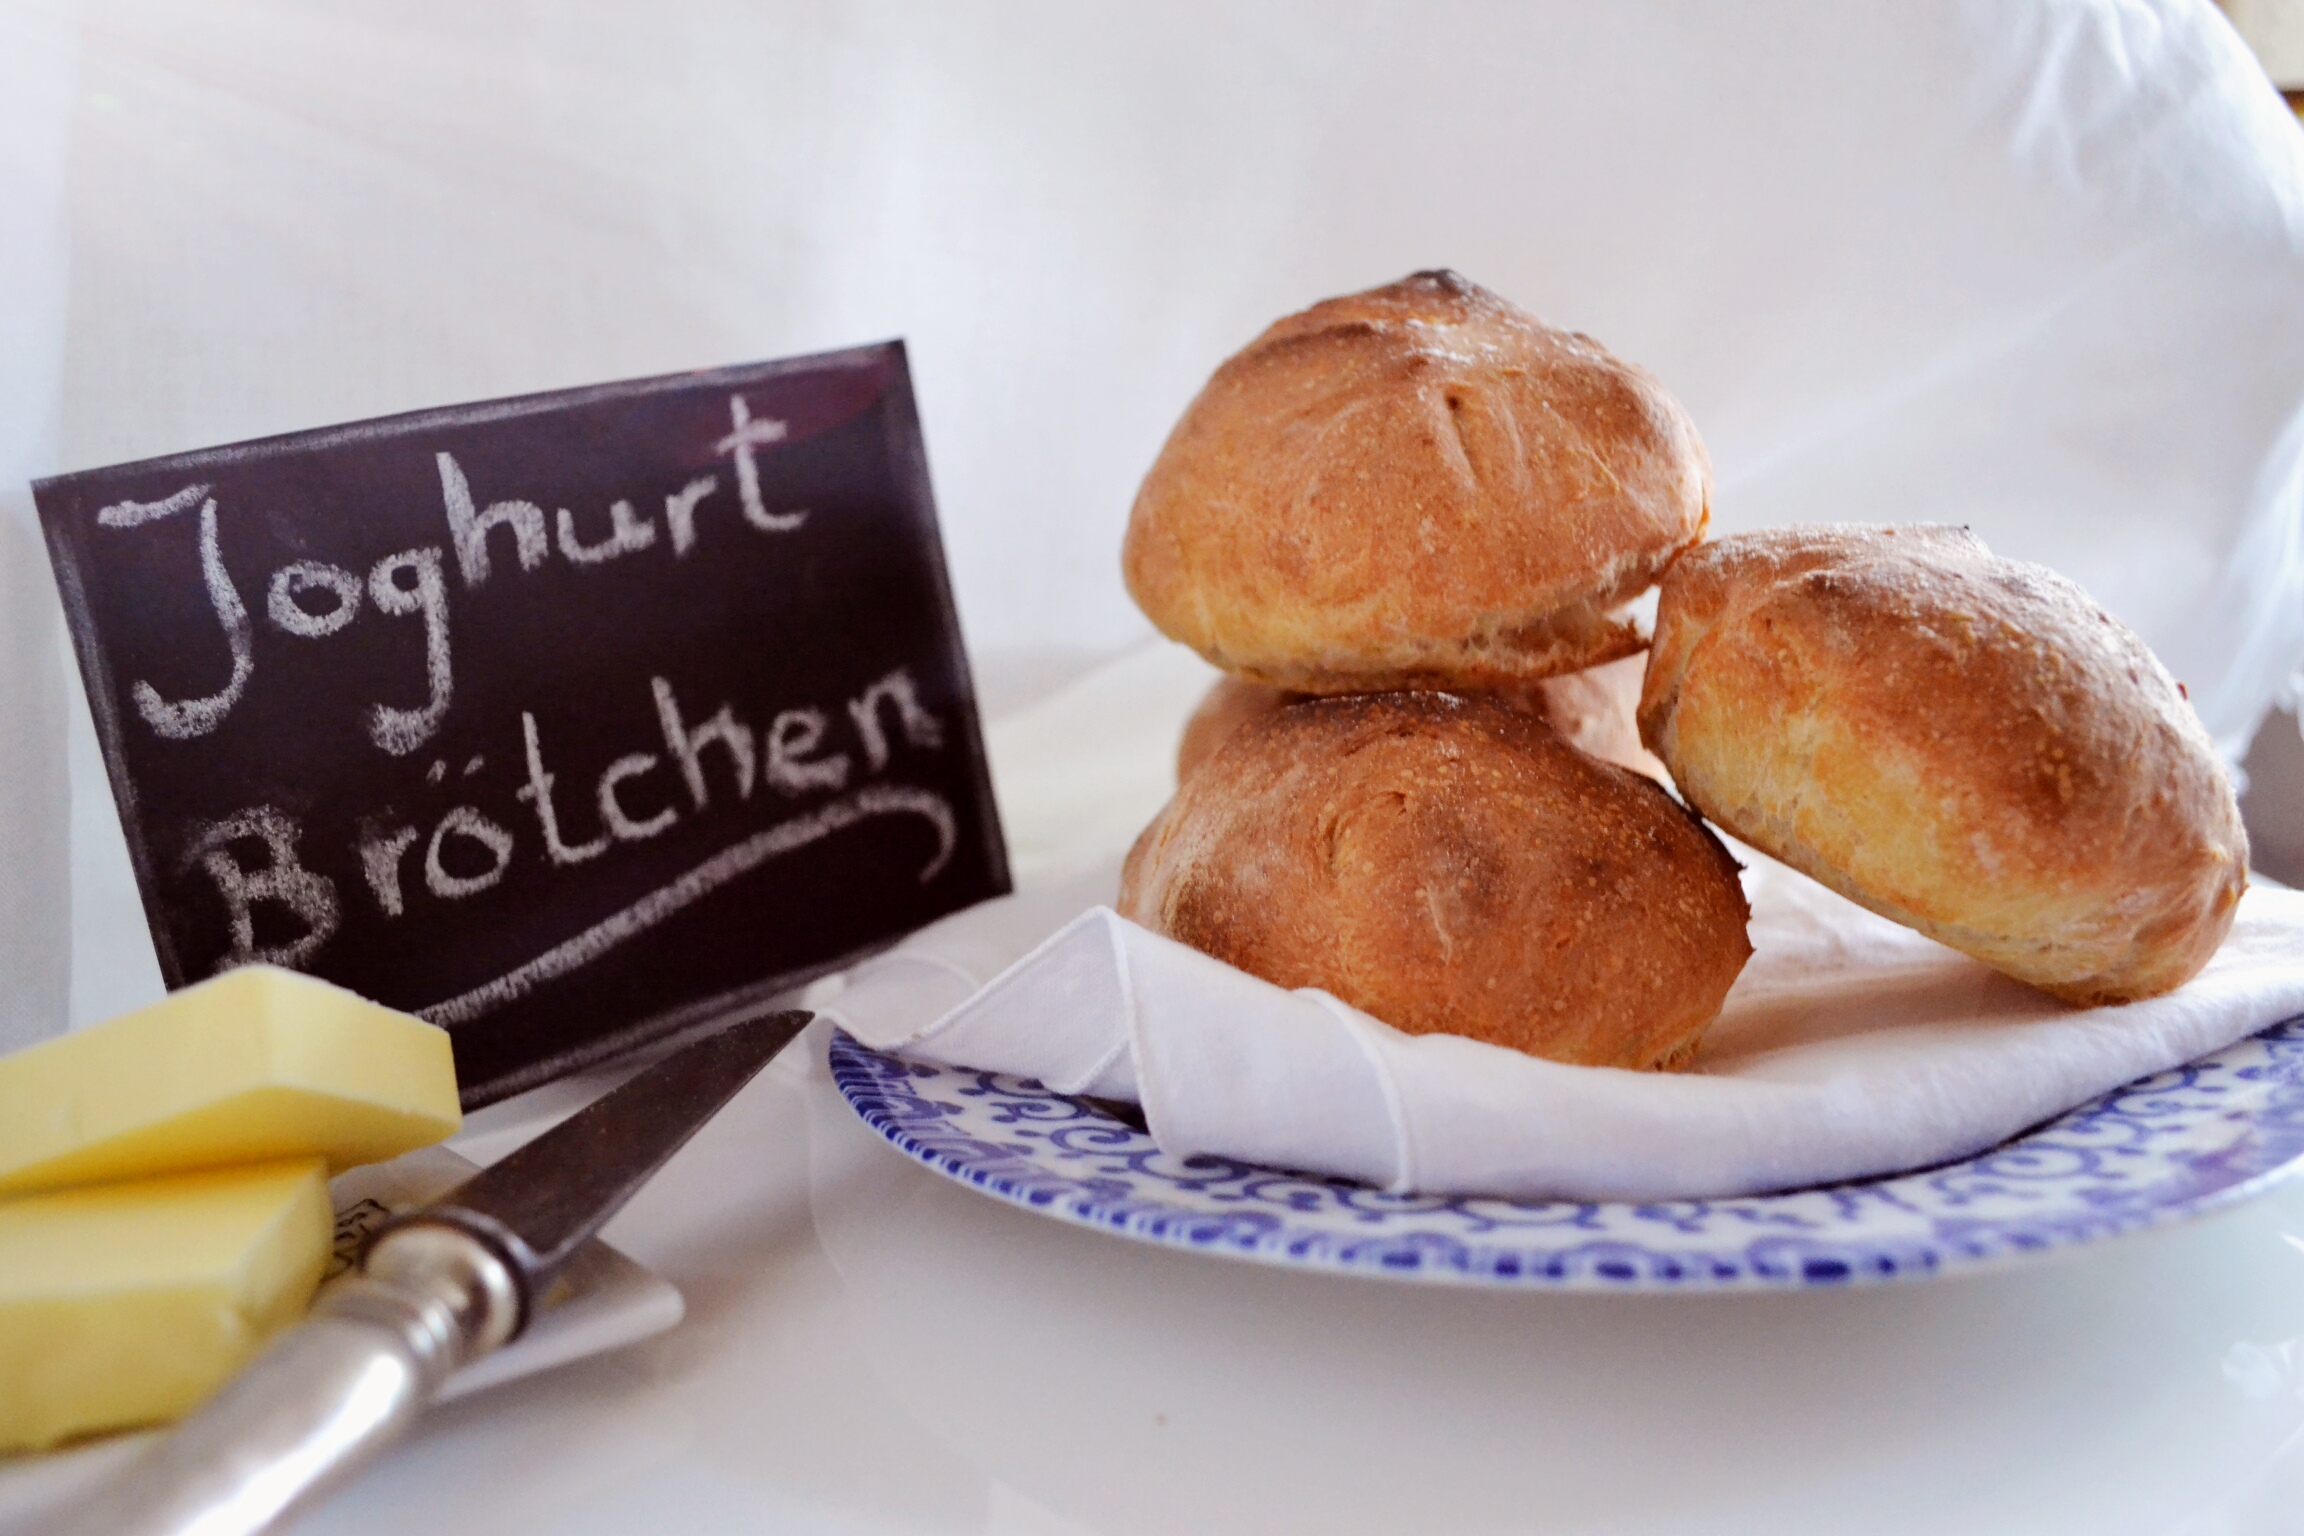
xmin=422 ymin=782 xmax=956 ymax=1025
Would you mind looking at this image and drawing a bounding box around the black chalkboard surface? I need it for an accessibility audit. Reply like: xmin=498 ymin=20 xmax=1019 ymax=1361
xmin=37 ymin=344 xmax=1009 ymax=1105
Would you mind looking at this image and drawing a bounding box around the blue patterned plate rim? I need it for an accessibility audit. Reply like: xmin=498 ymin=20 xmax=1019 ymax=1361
xmin=828 ymin=1015 xmax=2304 ymax=1291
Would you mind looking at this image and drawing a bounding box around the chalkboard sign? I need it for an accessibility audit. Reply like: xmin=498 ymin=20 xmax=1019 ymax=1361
xmin=37 ymin=344 xmax=1009 ymax=1105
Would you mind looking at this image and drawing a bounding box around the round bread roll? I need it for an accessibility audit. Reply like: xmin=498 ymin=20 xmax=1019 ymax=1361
xmin=1639 ymin=524 xmax=2247 ymax=1005
xmin=1122 ymin=691 xmax=1752 ymax=1070
xmin=1123 ymin=270 xmax=1712 ymax=695
xmin=1176 ymin=657 xmax=1668 ymax=784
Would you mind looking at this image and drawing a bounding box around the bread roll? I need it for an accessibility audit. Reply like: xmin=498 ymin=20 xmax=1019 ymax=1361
xmin=1177 ymin=656 xmax=1669 ymax=784
xmin=1123 ymin=691 xmax=1752 ymax=1069
xmin=1640 ymin=524 xmax=2247 ymax=1004
xmin=1124 ymin=270 xmax=1711 ymax=695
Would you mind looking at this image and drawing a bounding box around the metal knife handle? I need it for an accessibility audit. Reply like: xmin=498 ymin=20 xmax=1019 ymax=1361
xmin=39 ymin=1227 xmax=519 ymax=1536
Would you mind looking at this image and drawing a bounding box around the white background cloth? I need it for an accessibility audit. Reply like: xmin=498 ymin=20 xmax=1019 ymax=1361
xmin=0 ymin=1 xmax=74 ymax=1053
xmin=826 ymin=651 xmax=2304 ymax=1201
xmin=3 ymin=1 xmax=2304 ymax=1052
xmin=5 ymin=12 xmax=2304 ymax=1529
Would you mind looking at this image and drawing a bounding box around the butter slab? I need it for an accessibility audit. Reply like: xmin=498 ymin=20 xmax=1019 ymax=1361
xmin=0 ymin=1157 xmax=331 ymax=1452
xmin=0 ymin=966 xmax=460 ymax=1198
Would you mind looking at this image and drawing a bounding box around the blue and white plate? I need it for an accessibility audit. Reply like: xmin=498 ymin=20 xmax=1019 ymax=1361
xmin=830 ymin=1018 xmax=2304 ymax=1291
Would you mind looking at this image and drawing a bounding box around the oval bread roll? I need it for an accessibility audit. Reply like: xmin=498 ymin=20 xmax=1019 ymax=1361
xmin=1123 ymin=270 xmax=1712 ymax=695
xmin=1176 ymin=656 xmax=1667 ymax=784
xmin=1123 ymin=691 xmax=1752 ymax=1070
xmin=1640 ymin=524 xmax=2247 ymax=1005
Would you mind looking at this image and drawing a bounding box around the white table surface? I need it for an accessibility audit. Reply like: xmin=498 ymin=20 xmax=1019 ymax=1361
xmin=14 ymin=644 xmax=2304 ymax=1536
xmin=28 ymin=1020 xmax=2304 ymax=1536
xmin=248 ymin=1031 xmax=2304 ymax=1536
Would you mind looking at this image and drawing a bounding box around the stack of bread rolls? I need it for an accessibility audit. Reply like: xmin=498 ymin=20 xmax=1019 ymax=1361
xmin=1118 ymin=270 xmax=2249 ymax=1072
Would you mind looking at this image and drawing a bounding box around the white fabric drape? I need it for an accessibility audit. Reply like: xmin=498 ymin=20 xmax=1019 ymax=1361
xmin=0 ymin=0 xmax=76 ymax=1052
xmin=7 ymin=0 xmax=2304 ymax=1045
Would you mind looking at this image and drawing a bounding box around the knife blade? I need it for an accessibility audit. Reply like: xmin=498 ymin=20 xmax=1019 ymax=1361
xmin=41 ymin=1008 xmax=812 ymax=1536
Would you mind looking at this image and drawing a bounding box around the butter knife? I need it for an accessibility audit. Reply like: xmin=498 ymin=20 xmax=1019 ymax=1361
xmin=42 ymin=1008 xmax=812 ymax=1536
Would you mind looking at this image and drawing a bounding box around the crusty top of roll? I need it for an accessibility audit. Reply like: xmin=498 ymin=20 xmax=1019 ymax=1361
xmin=1176 ymin=658 xmax=1668 ymax=785
xmin=1176 ymin=675 xmax=1294 ymax=784
xmin=1123 ymin=270 xmax=1712 ymax=694
xmin=1123 ymin=691 xmax=1751 ymax=1070
xmin=1640 ymin=524 xmax=2247 ymax=1005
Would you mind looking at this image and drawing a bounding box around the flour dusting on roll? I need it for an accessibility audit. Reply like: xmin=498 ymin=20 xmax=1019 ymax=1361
xmin=1124 ymin=271 xmax=1711 ymax=695
xmin=1125 ymin=691 xmax=1751 ymax=1070
xmin=1177 ymin=656 xmax=1667 ymax=785
xmin=1641 ymin=524 xmax=2246 ymax=1005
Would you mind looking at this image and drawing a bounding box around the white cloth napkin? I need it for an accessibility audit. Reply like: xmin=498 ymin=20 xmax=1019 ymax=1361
xmin=818 ymin=855 xmax=2304 ymax=1201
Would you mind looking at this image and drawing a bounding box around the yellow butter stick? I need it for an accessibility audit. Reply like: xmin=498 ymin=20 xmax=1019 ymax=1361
xmin=0 ymin=1157 xmax=331 ymax=1451
xmin=0 ymin=965 xmax=460 ymax=1198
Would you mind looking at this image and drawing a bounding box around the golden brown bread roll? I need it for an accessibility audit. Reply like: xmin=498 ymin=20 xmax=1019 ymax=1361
xmin=1640 ymin=524 xmax=2247 ymax=1005
xmin=1123 ymin=270 xmax=1712 ymax=695
xmin=1177 ymin=656 xmax=1669 ymax=784
xmin=1123 ymin=691 xmax=1752 ymax=1069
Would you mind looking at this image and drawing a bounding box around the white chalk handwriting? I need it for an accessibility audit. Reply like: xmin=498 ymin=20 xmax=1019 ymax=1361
xmin=183 ymin=665 xmax=951 ymax=993
xmin=98 ymin=394 xmax=804 ymax=746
